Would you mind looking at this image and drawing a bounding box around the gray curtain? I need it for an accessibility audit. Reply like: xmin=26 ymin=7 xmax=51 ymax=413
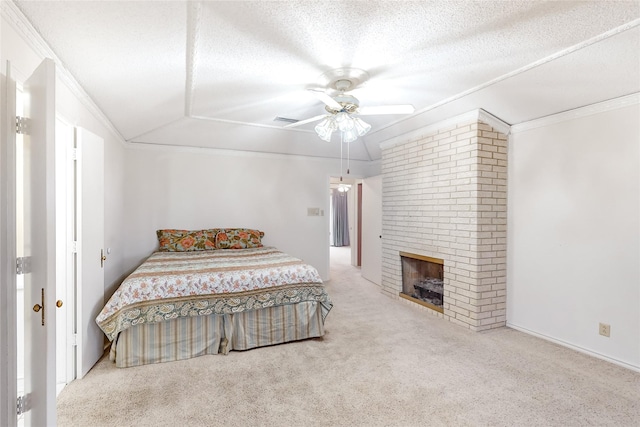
xmin=331 ymin=190 xmax=350 ymax=247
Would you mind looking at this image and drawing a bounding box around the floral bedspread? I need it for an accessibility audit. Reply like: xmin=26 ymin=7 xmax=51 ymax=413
xmin=96 ymin=247 xmax=332 ymax=341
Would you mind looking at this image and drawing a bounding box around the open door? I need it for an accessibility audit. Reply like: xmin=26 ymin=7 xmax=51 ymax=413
xmin=361 ymin=175 xmax=382 ymax=285
xmin=1 ymin=60 xmax=20 ymax=427
xmin=75 ymin=127 xmax=105 ymax=379
xmin=21 ymin=58 xmax=58 ymax=425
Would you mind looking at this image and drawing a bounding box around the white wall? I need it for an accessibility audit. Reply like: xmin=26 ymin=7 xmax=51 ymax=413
xmin=507 ymin=100 xmax=640 ymax=370
xmin=121 ymin=145 xmax=373 ymax=283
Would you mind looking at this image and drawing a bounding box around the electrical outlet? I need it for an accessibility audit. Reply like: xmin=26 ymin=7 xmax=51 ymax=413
xmin=599 ymin=323 xmax=610 ymax=337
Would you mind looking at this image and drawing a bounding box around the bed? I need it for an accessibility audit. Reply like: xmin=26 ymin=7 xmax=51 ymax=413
xmin=96 ymin=228 xmax=333 ymax=367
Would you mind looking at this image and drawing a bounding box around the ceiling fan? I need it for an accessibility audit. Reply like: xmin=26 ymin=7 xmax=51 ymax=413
xmin=282 ymin=68 xmax=415 ymax=142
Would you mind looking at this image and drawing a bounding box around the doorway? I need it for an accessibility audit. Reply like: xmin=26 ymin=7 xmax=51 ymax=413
xmin=329 ymin=176 xmax=360 ymax=269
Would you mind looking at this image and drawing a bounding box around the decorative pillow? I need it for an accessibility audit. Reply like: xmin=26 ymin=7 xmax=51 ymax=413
xmin=156 ymin=229 xmax=219 ymax=252
xmin=215 ymin=228 xmax=264 ymax=249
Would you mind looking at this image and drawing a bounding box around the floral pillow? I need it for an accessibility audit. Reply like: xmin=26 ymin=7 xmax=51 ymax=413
xmin=215 ymin=228 xmax=264 ymax=249
xmin=156 ymin=229 xmax=219 ymax=252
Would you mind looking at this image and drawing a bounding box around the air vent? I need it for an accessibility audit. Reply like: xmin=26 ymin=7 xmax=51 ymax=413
xmin=274 ymin=116 xmax=299 ymax=124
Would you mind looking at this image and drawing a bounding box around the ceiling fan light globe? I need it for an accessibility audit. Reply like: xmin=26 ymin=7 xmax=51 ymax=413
xmin=342 ymin=129 xmax=358 ymax=143
xmin=316 ymin=127 xmax=334 ymax=141
xmin=315 ymin=117 xmax=336 ymax=142
xmin=314 ymin=117 xmax=329 ymax=131
xmin=319 ymin=132 xmax=334 ymax=142
xmin=352 ymin=117 xmax=371 ymax=136
xmin=335 ymin=112 xmax=355 ymax=131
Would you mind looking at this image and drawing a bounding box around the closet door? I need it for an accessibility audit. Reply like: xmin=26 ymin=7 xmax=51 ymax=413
xmin=75 ymin=127 xmax=105 ymax=379
xmin=361 ymin=175 xmax=382 ymax=285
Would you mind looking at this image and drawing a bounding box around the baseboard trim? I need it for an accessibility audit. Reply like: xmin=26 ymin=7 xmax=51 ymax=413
xmin=506 ymin=322 xmax=639 ymax=373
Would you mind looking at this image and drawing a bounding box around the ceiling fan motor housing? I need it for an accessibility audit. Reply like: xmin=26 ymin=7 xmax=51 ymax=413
xmin=318 ymin=69 xmax=370 ymax=114
xmin=326 ymin=93 xmax=360 ymax=114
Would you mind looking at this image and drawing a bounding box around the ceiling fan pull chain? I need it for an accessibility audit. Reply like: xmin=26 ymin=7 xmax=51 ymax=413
xmin=347 ymin=137 xmax=350 ymax=175
xmin=340 ymin=132 xmax=344 ymax=181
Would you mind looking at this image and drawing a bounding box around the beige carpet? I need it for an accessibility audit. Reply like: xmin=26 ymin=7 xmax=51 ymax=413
xmin=57 ymin=246 xmax=639 ymax=426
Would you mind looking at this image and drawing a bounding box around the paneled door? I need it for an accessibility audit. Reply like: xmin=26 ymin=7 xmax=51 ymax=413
xmin=21 ymin=58 xmax=58 ymax=426
xmin=1 ymin=60 xmax=20 ymax=427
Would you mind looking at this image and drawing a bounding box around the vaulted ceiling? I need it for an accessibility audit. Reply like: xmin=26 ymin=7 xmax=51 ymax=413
xmin=13 ymin=1 xmax=640 ymax=161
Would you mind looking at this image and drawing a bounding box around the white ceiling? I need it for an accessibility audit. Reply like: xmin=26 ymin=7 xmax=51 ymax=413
xmin=13 ymin=0 xmax=640 ymax=161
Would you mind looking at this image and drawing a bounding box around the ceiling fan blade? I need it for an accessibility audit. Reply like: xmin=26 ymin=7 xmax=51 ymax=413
xmin=358 ymin=105 xmax=415 ymax=115
xmin=283 ymin=114 xmax=327 ymax=128
xmin=308 ymin=89 xmax=343 ymax=111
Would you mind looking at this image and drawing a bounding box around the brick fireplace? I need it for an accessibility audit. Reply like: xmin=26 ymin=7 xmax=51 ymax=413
xmin=380 ymin=110 xmax=509 ymax=331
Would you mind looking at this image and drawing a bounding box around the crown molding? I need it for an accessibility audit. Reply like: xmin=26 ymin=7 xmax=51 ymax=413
xmin=379 ymin=109 xmax=511 ymax=151
xmin=123 ymin=139 xmax=374 ymax=165
xmin=1 ymin=0 xmax=126 ymax=145
xmin=510 ymin=93 xmax=640 ymax=134
xmin=478 ymin=109 xmax=512 ymax=135
xmin=372 ymin=20 xmax=640 ymax=139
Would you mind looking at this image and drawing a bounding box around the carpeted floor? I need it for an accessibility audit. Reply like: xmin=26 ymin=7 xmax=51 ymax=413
xmin=56 ymin=246 xmax=639 ymax=426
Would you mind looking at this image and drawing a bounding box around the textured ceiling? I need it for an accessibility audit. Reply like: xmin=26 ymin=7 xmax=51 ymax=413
xmin=13 ymin=0 xmax=640 ymax=161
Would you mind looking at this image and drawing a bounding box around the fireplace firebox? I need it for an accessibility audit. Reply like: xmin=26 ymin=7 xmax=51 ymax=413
xmin=399 ymin=252 xmax=444 ymax=313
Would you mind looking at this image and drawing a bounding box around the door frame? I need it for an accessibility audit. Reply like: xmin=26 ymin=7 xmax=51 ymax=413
xmin=55 ymin=117 xmax=76 ymax=390
xmin=328 ymin=175 xmax=362 ymax=268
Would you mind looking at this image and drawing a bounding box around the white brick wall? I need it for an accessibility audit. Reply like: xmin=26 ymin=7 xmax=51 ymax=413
xmin=381 ymin=118 xmax=508 ymax=331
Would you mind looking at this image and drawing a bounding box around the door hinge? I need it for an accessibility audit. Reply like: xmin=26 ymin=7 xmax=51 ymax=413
xmin=71 ymin=333 xmax=78 ymax=346
xmin=71 ymin=241 xmax=78 ymax=253
xmin=16 ymin=256 xmax=31 ymax=275
xmin=71 ymin=147 xmax=78 ymax=160
xmin=16 ymin=116 xmax=29 ymax=135
xmin=16 ymin=394 xmax=30 ymax=416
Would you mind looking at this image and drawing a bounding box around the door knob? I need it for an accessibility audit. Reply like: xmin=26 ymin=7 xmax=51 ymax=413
xmin=56 ymin=300 xmax=63 ymax=308
xmin=33 ymin=288 xmax=45 ymax=325
xmin=101 ymin=249 xmax=107 ymax=268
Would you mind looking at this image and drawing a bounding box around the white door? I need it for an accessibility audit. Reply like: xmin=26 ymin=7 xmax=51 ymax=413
xmin=1 ymin=60 xmax=20 ymax=427
xmin=55 ymin=119 xmax=75 ymax=393
xmin=22 ymin=58 xmax=58 ymax=426
xmin=75 ymin=128 xmax=105 ymax=379
xmin=361 ymin=175 xmax=382 ymax=285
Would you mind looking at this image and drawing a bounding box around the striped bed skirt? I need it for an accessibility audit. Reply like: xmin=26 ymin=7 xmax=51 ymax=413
xmin=111 ymin=301 xmax=326 ymax=367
